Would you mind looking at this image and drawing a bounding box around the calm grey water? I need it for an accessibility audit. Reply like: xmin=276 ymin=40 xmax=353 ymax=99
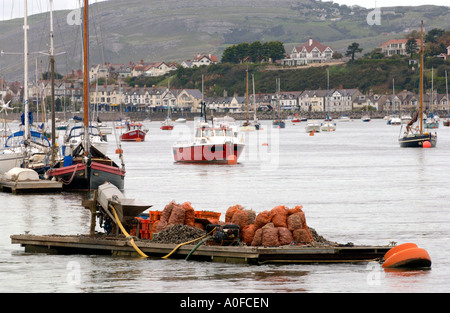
xmin=1 ymin=118 xmax=449 ymax=293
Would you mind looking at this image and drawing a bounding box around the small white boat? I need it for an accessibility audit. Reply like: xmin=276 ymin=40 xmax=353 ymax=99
xmin=338 ymin=115 xmax=350 ymax=122
xmin=387 ymin=115 xmax=401 ymax=125
xmin=361 ymin=115 xmax=371 ymax=122
xmin=175 ymin=117 xmax=187 ymax=123
xmin=401 ymin=114 xmax=411 ymax=124
xmin=320 ymin=120 xmax=336 ymax=132
xmin=305 ymin=120 xmax=321 ymax=133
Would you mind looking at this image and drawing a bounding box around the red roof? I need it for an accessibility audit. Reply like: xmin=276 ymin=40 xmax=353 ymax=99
xmin=380 ymin=38 xmax=420 ymax=47
xmin=295 ymin=38 xmax=331 ymax=53
xmin=194 ymin=54 xmax=218 ymax=62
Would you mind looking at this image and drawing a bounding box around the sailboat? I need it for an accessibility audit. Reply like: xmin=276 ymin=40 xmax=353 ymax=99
xmin=424 ymin=67 xmax=439 ymax=129
xmin=0 ymin=0 xmax=51 ymax=174
xmin=251 ymin=74 xmax=260 ymax=130
xmin=399 ymin=21 xmax=437 ymax=148
xmin=240 ymin=69 xmax=256 ymax=131
xmin=0 ymin=100 xmax=26 ymax=173
xmin=272 ymin=78 xmax=285 ymax=128
xmin=161 ymin=98 xmax=174 ymax=130
xmin=47 ymin=0 xmax=125 ymax=190
xmin=321 ymin=69 xmax=336 ymax=132
xmin=387 ymin=79 xmax=401 ymax=125
xmin=443 ymin=71 xmax=449 ymax=127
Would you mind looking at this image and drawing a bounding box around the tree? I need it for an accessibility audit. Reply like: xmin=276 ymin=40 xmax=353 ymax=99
xmin=405 ymin=38 xmax=418 ymax=58
xmin=345 ymin=42 xmax=363 ymax=61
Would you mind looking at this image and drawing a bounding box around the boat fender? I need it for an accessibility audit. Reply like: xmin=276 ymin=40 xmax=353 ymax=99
xmin=384 ymin=243 xmax=417 ymax=261
xmin=382 ymin=247 xmax=431 ymax=269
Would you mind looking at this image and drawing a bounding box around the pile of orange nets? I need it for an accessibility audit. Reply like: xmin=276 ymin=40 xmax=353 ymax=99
xmin=226 ymin=204 xmax=314 ymax=247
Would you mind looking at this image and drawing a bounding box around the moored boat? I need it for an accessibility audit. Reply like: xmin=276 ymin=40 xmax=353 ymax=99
xmin=120 ymin=121 xmax=147 ymax=141
xmin=172 ymin=121 xmax=244 ymax=164
xmin=305 ymin=120 xmax=321 ymax=133
xmin=399 ymin=21 xmax=437 ymax=148
xmin=160 ymin=118 xmax=174 ymax=130
xmin=47 ymin=0 xmax=125 ymax=191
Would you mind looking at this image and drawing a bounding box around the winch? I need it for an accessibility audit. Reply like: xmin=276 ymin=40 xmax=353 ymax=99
xmin=205 ymin=224 xmax=240 ymax=246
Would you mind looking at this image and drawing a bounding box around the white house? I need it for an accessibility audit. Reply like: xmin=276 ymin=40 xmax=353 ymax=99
xmin=328 ymin=89 xmax=360 ymax=112
xmin=282 ymin=38 xmax=333 ymax=66
xmin=187 ymin=54 xmax=218 ymax=68
xmin=379 ymin=39 xmax=420 ymax=57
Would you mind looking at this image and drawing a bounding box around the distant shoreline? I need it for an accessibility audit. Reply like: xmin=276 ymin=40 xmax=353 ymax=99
xmin=5 ymin=110 xmax=447 ymax=123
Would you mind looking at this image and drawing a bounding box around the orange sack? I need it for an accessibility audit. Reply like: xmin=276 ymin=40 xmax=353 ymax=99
xmin=245 ymin=209 xmax=256 ymax=225
xmin=270 ymin=205 xmax=288 ymax=228
xmin=262 ymin=223 xmax=280 ymax=247
xmin=161 ymin=201 xmax=176 ymax=223
xmin=287 ymin=212 xmax=305 ymax=231
xmin=168 ymin=204 xmax=186 ymax=225
xmin=241 ymin=224 xmax=256 ymax=246
xmin=288 ymin=205 xmax=303 ymax=215
xmin=254 ymin=210 xmax=272 ymax=229
xmin=292 ymin=228 xmax=313 ymax=243
xmin=278 ymin=227 xmax=293 ymax=246
xmin=183 ymin=202 xmax=196 ymax=227
xmin=231 ymin=210 xmax=248 ymax=230
xmin=251 ymin=228 xmax=263 ymax=246
xmin=225 ymin=204 xmax=243 ymax=223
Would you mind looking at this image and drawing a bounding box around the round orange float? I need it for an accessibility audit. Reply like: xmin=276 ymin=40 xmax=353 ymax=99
xmin=384 ymin=242 xmax=418 ymax=261
xmin=382 ymin=247 xmax=431 ymax=269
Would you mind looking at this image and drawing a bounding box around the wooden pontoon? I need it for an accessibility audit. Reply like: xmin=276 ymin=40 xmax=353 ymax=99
xmin=10 ymin=233 xmax=390 ymax=264
xmin=0 ymin=168 xmax=62 ymax=194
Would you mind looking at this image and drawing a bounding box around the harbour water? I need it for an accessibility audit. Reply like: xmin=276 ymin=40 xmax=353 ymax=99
xmin=1 ymin=118 xmax=449 ymax=293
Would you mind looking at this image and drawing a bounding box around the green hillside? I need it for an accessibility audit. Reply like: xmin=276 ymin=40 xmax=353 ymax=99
xmin=0 ymin=0 xmax=449 ymax=81
xmin=128 ymin=55 xmax=450 ymax=97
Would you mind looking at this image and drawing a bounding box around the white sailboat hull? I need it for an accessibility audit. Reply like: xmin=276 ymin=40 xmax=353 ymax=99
xmin=0 ymin=151 xmax=25 ymax=174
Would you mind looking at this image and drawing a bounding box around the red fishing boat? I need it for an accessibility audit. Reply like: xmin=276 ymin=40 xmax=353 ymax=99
xmin=172 ymin=120 xmax=244 ymax=164
xmin=120 ymin=121 xmax=147 ymax=141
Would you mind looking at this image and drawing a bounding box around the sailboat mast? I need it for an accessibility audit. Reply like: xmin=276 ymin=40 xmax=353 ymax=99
xmin=246 ymin=68 xmax=249 ymax=123
xmin=392 ymin=78 xmax=395 ymax=114
xmin=83 ymin=0 xmax=90 ymax=155
xmin=49 ymin=0 xmax=56 ymax=164
xmin=446 ymin=71 xmax=448 ymax=116
xmin=431 ymin=67 xmax=434 ymax=114
xmin=23 ymin=0 xmax=29 ymax=143
xmin=419 ymin=20 xmax=424 ymax=134
xmin=327 ymin=69 xmax=330 ymax=118
xmin=252 ymin=74 xmax=256 ymax=121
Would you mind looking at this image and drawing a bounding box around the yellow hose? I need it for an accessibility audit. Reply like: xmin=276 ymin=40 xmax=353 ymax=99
xmin=109 ymin=204 xmax=148 ymax=258
xmin=162 ymin=227 xmax=216 ymax=259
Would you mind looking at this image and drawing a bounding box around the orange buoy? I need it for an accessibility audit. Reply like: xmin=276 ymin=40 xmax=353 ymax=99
xmin=227 ymin=155 xmax=237 ymax=165
xmin=262 ymin=143 xmax=269 ymax=146
xmin=382 ymin=247 xmax=431 ymax=269
xmin=423 ymin=141 xmax=431 ymax=148
xmin=384 ymin=243 xmax=418 ymax=261
xmin=136 ymin=138 xmax=141 ymax=142
xmin=115 ymin=148 xmax=123 ymax=154
xmin=309 ymin=130 xmax=315 ymax=136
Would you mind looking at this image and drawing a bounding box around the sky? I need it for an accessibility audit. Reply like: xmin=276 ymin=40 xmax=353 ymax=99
xmin=0 ymin=0 xmax=448 ymax=21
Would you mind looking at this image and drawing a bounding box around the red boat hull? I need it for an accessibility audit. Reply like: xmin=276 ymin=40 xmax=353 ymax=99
xmin=172 ymin=143 xmax=244 ymax=164
xmin=120 ymin=130 xmax=146 ymax=141
xmin=161 ymin=125 xmax=174 ymax=130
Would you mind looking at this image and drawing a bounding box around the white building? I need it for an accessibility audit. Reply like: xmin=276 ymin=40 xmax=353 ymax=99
xmin=282 ymin=38 xmax=333 ymax=66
